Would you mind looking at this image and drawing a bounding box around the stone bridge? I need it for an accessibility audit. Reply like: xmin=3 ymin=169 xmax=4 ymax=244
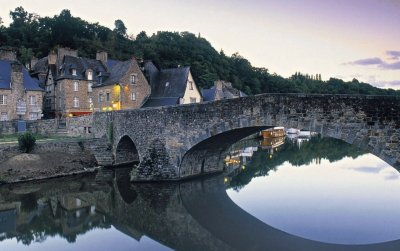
xmin=92 ymin=93 xmax=400 ymax=181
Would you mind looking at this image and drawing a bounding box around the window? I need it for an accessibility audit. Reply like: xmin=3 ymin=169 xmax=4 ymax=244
xmin=106 ymin=93 xmax=110 ymax=101
xmin=98 ymin=93 xmax=104 ymax=103
xmin=87 ymin=70 xmax=93 ymax=80
xmin=189 ymin=81 xmax=193 ymax=90
xmin=88 ymin=82 xmax=93 ymax=92
xmin=130 ymin=75 xmax=136 ymax=84
xmin=73 ymin=81 xmax=79 ymax=92
xmin=190 ymin=97 xmax=196 ymax=103
xmin=73 ymin=97 xmax=79 ymax=108
xmin=0 ymin=112 xmax=7 ymax=121
xmin=88 ymin=97 xmax=93 ymax=109
xmin=131 ymin=92 xmax=136 ymax=101
xmin=29 ymin=95 xmax=36 ymax=105
xmin=0 ymin=95 xmax=7 ymax=105
xmin=59 ymin=97 xmax=62 ymax=108
xmin=72 ymin=68 xmax=77 ymax=76
xmin=30 ymin=112 xmax=38 ymax=120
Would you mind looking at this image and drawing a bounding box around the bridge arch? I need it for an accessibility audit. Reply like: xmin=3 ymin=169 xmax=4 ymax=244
xmin=179 ymin=126 xmax=271 ymax=178
xmin=115 ymin=135 xmax=140 ymax=165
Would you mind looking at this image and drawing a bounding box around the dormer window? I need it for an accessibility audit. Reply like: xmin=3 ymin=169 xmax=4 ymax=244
xmin=87 ymin=70 xmax=93 ymax=80
xmin=130 ymin=75 xmax=136 ymax=84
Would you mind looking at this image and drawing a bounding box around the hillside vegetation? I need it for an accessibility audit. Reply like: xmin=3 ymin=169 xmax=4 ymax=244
xmin=1 ymin=7 xmax=399 ymax=96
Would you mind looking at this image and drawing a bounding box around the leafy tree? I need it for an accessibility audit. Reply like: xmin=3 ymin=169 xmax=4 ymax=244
xmin=114 ymin=19 xmax=127 ymax=37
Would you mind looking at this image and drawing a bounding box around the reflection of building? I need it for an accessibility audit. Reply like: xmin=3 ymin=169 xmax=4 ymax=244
xmin=259 ymin=136 xmax=285 ymax=158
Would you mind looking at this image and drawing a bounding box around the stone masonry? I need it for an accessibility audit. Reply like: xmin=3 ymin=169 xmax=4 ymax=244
xmin=92 ymin=93 xmax=400 ymax=181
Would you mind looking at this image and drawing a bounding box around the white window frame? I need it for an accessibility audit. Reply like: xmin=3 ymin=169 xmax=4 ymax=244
xmin=0 ymin=112 xmax=7 ymax=121
xmin=73 ymin=81 xmax=79 ymax=92
xmin=73 ymin=97 xmax=80 ymax=108
xmin=29 ymin=95 xmax=36 ymax=105
xmin=87 ymin=70 xmax=93 ymax=80
xmin=72 ymin=68 xmax=77 ymax=76
xmin=0 ymin=95 xmax=7 ymax=105
xmin=99 ymin=93 xmax=104 ymax=103
xmin=130 ymin=75 xmax=136 ymax=84
xmin=88 ymin=82 xmax=93 ymax=92
xmin=131 ymin=92 xmax=136 ymax=101
xmin=29 ymin=112 xmax=38 ymax=120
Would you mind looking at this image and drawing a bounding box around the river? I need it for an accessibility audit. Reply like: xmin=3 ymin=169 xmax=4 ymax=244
xmin=0 ymin=136 xmax=399 ymax=251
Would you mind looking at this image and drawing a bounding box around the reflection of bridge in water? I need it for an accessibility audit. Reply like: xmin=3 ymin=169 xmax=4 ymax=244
xmin=1 ymin=167 xmax=399 ymax=251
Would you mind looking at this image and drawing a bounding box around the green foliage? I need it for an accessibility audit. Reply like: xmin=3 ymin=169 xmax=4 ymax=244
xmin=18 ymin=132 xmax=36 ymax=153
xmin=0 ymin=7 xmax=399 ymax=96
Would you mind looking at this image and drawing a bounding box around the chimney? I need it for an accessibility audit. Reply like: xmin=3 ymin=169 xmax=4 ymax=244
xmin=30 ymin=57 xmax=38 ymax=70
xmin=215 ymin=80 xmax=223 ymax=91
xmin=0 ymin=49 xmax=17 ymax=61
xmin=11 ymin=62 xmax=25 ymax=99
xmin=48 ymin=50 xmax=57 ymax=65
xmin=96 ymin=51 xmax=108 ymax=63
xmin=57 ymin=47 xmax=78 ymax=63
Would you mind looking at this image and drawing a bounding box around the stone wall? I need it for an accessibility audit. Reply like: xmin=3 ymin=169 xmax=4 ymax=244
xmin=92 ymin=93 xmax=400 ymax=181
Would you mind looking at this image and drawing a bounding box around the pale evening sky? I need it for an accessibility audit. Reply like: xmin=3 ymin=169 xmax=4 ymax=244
xmin=1 ymin=0 xmax=399 ymax=89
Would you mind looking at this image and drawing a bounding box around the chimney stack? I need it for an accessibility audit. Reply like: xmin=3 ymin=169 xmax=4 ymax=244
xmin=96 ymin=51 xmax=108 ymax=63
xmin=48 ymin=50 xmax=57 ymax=65
xmin=0 ymin=49 xmax=17 ymax=61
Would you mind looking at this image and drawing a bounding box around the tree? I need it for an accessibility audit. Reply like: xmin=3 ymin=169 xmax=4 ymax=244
xmin=114 ymin=19 xmax=127 ymax=37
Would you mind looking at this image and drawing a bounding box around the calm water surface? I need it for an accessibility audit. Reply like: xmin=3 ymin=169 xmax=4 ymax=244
xmin=1 ymin=137 xmax=399 ymax=251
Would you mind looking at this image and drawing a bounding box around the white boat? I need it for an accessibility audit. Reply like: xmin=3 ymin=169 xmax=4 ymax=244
xmin=298 ymin=129 xmax=311 ymax=137
xmin=286 ymin=128 xmax=299 ymax=134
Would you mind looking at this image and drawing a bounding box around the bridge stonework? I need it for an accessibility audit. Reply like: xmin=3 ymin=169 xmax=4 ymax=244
xmin=92 ymin=94 xmax=400 ymax=181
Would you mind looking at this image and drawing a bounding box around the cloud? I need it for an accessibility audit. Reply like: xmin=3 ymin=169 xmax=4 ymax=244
xmin=373 ymin=80 xmax=400 ymax=89
xmin=386 ymin=50 xmax=400 ymax=60
xmin=380 ymin=61 xmax=400 ymax=70
xmin=346 ymin=57 xmax=384 ymax=65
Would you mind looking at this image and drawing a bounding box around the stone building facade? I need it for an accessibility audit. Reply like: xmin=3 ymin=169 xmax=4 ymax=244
xmin=92 ymin=57 xmax=151 ymax=111
xmin=0 ymin=49 xmax=43 ymax=121
xmin=35 ymin=48 xmax=150 ymax=117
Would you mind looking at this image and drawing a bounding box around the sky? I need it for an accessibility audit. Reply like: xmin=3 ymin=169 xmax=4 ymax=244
xmin=0 ymin=0 xmax=399 ymax=89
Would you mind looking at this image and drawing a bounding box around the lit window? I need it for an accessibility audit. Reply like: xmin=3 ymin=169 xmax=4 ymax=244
xmin=130 ymin=75 xmax=136 ymax=84
xmin=0 ymin=112 xmax=7 ymax=121
xmin=29 ymin=95 xmax=36 ymax=105
xmin=106 ymin=93 xmax=110 ymax=101
xmin=73 ymin=81 xmax=79 ymax=91
xmin=72 ymin=68 xmax=77 ymax=76
xmin=73 ymin=97 xmax=79 ymax=108
xmin=190 ymin=97 xmax=196 ymax=103
xmin=0 ymin=95 xmax=7 ymax=105
xmin=88 ymin=82 xmax=93 ymax=92
xmin=189 ymin=81 xmax=193 ymax=90
xmin=87 ymin=70 xmax=93 ymax=80
xmin=131 ymin=92 xmax=136 ymax=101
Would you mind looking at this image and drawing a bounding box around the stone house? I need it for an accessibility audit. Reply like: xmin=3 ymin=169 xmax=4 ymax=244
xmin=35 ymin=48 xmax=150 ymax=117
xmin=141 ymin=61 xmax=202 ymax=107
xmin=201 ymin=80 xmax=247 ymax=102
xmin=0 ymin=49 xmax=44 ymax=121
xmin=92 ymin=57 xmax=150 ymax=112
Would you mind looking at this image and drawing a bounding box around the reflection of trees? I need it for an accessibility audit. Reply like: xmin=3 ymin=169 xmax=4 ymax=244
xmin=228 ymin=137 xmax=367 ymax=190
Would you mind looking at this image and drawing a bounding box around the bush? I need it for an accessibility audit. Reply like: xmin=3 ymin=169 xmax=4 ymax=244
xmin=18 ymin=132 xmax=36 ymax=153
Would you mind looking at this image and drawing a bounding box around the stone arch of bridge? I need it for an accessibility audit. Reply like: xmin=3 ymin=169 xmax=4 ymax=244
xmin=179 ymin=126 xmax=272 ymax=179
xmin=115 ymin=135 xmax=140 ymax=165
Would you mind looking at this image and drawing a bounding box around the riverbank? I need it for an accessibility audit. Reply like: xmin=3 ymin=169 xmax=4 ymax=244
xmin=0 ymin=152 xmax=98 ymax=184
xmin=0 ymin=139 xmax=99 ymax=184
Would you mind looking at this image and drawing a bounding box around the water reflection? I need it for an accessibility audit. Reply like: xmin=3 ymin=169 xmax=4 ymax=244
xmin=0 ymin=137 xmax=399 ymax=251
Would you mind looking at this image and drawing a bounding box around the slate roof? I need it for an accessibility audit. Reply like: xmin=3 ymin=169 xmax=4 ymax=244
xmin=32 ymin=56 xmax=48 ymax=74
xmin=142 ymin=97 xmax=180 ymax=108
xmin=201 ymin=85 xmax=247 ymax=102
xmin=57 ymin=55 xmax=108 ymax=81
xmin=151 ymin=67 xmax=190 ymax=98
xmin=97 ymin=60 xmax=132 ymax=86
xmin=0 ymin=60 xmax=43 ymax=91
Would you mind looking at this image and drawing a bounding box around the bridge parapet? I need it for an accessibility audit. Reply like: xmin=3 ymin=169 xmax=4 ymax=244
xmin=92 ymin=94 xmax=400 ymax=181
